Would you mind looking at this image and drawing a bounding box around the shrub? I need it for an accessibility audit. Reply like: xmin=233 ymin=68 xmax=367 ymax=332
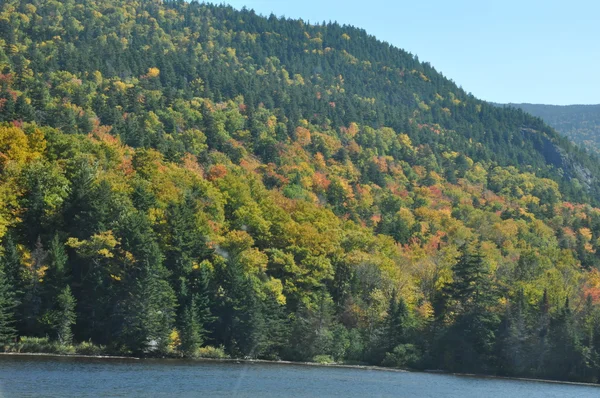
xmin=76 ymin=341 xmax=106 ymax=356
xmin=15 ymin=337 xmax=75 ymax=355
xmin=381 ymin=344 xmax=422 ymax=369
xmin=197 ymin=345 xmax=229 ymax=359
xmin=312 ymin=354 xmax=334 ymax=364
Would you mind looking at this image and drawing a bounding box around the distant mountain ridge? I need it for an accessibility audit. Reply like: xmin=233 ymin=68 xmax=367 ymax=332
xmin=504 ymin=103 xmax=600 ymax=154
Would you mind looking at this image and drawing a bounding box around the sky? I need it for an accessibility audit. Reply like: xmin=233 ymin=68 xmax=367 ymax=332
xmin=217 ymin=0 xmax=600 ymax=105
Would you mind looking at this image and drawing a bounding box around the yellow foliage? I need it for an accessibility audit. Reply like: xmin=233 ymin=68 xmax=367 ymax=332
xmin=0 ymin=126 xmax=33 ymax=170
xmin=168 ymin=329 xmax=181 ymax=352
xmin=580 ymin=227 xmax=593 ymax=242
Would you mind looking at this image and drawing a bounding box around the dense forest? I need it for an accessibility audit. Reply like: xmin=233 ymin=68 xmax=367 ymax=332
xmin=2 ymin=0 xmax=600 ymax=383
xmin=506 ymin=103 xmax=600 ymax=155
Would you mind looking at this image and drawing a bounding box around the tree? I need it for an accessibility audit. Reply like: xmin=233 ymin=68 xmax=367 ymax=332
xmin=119 ymin=267 xmax=177 ymax=355
xmin=214 ymin=257 xmax=264 ymax=358
xmin=116 ymin=212 xmax=177 ymax=355
xmin=179 ymin=294 xmax=203 ymax=357
xmin=54 ymin=286 xmax=76 ymax=345
xmin=287 ymin=289 xmax=336 ymax=362
xmin=21 ymin=237 xmax=46 ymax=335
xmin=384 ymin=290 xmax=410 ymax=353
xmin=496 ymin=289 xmax=531 ymax=376
xmin=0 ymin=234 xmax=22 ymax=297
xmin=43 ymin=234 xmax=70 ymax=324
xmin=434 ymin=244 xmax=500 ymax=372
xmin=0 ymin=262 xmax=18 ymax=346
xmin=546 ymin=298 xmax=583 ymax=380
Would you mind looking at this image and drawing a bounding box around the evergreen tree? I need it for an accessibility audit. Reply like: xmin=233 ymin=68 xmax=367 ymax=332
xmin=179 ymin=294 xmax=203 ymax=357
xmin=436 ymin=244 xmax=500 ymax=372
xmin=190 ymin=262 xmax=215 ymax=337
xmin=1 ymin=234 xmax=22 ymax=299
xmin=0 ymin=262 xmax=18 ymax=346
xmin=384 ymin=289 xmax=410 ymax=352
xmin=215 ymin=257 xmax=264 ymax=358
xmin=119 ymin=267 xmax=177 ymax=355
xmin=533 ymin=289 xmax=551 ymax=376
xmin=55 ymin=286 xmax=76 ymax=345
xmin=45 ymin=235 xmax=69 ymax=293
xmin=116 ymin=212 xmax=178 ymax=355
xmin=496 ymin=289 xmax=530 ymax=376
xmin=21 ymin=237 xmax=46 ymax=335
xmin=547 ymin=297 xmax=582 ymax=380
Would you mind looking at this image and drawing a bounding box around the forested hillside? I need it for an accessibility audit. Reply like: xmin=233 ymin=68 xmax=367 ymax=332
xmin=508 ymin=103 xmax=600 ymax=155
xmin=2 ymin=0 xmax=600 ymax=383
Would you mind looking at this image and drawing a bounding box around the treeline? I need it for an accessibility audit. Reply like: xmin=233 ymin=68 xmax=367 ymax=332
xmin=1 ymin=0 xmax=600 ymax=384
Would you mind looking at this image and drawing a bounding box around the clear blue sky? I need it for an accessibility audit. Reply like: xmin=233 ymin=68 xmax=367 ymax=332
xmin=218 ymin=0 xmax=599 ymax=105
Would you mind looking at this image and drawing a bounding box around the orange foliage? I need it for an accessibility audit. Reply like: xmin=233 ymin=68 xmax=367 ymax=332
xmin=182 ymin=153 xmax=204 ymax=177
xmin=295 ymin=126 xmax=311 ymax=146
xmin=312 ymin=172 xmax=331 ymax=191
xmin=207 ymin=164 xmax=227 ymax=181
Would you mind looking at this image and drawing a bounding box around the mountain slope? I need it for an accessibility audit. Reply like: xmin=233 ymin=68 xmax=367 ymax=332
xmin=508 ymin=103 xmax=600 ymax=154
xmin=1 ymin=0 xmax=600 ymax=382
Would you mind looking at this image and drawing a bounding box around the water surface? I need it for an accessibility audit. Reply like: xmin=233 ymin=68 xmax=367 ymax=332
xmin=0 ymin=356 xmax=598 ymax=397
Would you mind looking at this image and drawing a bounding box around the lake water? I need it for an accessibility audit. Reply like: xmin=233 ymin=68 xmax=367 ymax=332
xmin=0 ymin=356 xmax=598 ymax=397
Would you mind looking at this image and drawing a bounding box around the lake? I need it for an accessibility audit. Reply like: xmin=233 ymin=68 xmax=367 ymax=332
xmin=0 ymin=355 xmax=598 ymax=397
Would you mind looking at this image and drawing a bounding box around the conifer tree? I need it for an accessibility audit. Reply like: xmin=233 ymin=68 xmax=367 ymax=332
xmin=437 ymin=244 xmax=500 ymax=372
xmin=215 ymin=256 xmax=265 ymax=358
xmin=179 ymin=294 xmax=202 ymax=357
xmin=55 ymin=286 xmax=76 ymax=345
xmin=384 ymin=289 xmax=410 ymax=352
xmin=0 ymin=263 xmax=18 ymax=346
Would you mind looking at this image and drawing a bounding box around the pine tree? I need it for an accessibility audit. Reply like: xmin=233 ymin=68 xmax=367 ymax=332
xmin=179 ymin=295 xmax=203 ymax=357
xmin=436 ymin=244 xmax=500 ymax=372
xmin=116 ymin=212 xmax=177 ymax=355
xmin=497 ymin=289 xmax=530 ymax=376
xmin=215 ymin=257 xmax=265 ymax=358
xmin=55 ymin=286 xmax=76 ymax=345
xmin=1 ymin=234 xmax=22 ymax=291
xmin=547 ymin=297 xmax=582 ymax=380
xmin=533 ymin=289 xmax=551 ymax=375
xmin=0 ymin=263 xmax=18 ymax=346
xmin=21 ymin=237 xmax=46 ymax=335
xmin=385 ymin=289 xmax=410 ymax=352
xmin=45 ymin=235 xmax=69 ymax=293
xmin=119 ymin=267 xmax=177 ymax=355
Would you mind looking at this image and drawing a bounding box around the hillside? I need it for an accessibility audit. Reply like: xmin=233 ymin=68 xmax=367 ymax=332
xmin=1 ymin=0 xmax=600 ymax=382
xmin=507 ymin=103 xmax=600 ymax=154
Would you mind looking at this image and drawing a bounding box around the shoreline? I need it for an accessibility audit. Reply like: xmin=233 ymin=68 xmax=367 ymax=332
xmin=2 ymin=352 xmax=599 ymax=388
xmin=0 ymin=352 xmax=138 ymax=360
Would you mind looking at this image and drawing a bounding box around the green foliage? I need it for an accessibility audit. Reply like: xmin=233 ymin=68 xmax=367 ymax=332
xmin=0 ymin=262 xmax=18 ymax=346
xmin=508 ymin=104 xmax=600 ymax=155
xmin=197 ymin=345 xmax=229 ymax=359
xmin=13 ymin=337 xmax=75 ymax=355
xmin=55 ymin=286 xmax=76 ymax=345
xmin=179 ymin=296 xmax=204 ymax=357
xmin=312 ymin=354 xmax=335 ymax=364
xmin=0 ymin=0 xmax=600 ymax=384
xmin=382 ymin=344 xmax=422 ymax=368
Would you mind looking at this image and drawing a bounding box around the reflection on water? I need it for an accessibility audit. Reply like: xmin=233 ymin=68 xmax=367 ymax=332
xmin=0 ymin=355 xmax=598 ymax=397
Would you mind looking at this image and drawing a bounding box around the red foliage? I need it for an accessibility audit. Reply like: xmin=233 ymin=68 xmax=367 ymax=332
xmin=313 ymin=172 xmax=331 ymax=191
xmin=207 ymin=164 xmax=227 ymax=181
xmin=429 ymin=185 xmax=443 ymax=199
xmin=584 ymin=287 xmax=600 ymax=304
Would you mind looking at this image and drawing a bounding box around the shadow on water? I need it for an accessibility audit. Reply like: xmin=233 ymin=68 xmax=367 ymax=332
xmin=0 ymin=355 xmax=598 ymax=398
